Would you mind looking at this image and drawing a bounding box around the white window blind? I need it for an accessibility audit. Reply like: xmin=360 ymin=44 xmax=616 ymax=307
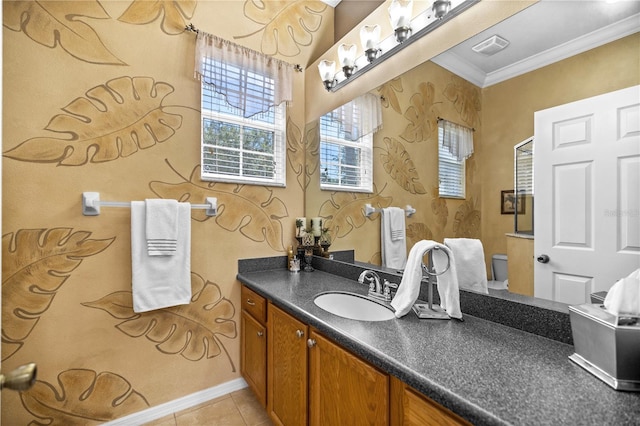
xmin=515 ymin=139 xmax=534 ymax=195
xmin=200 ymin=58 xmax=286 ymax=186
xmin=438 ymin=126 xmax=466 ymax=198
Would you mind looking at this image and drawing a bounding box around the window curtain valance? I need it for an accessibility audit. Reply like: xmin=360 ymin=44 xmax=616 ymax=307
xmin=439 ymin=118 xmax=474 ymax=161
xmin=328 ymin=93 xmax=383 ymax=141
xmin=194 ymin=31 xmax=293 ymax=118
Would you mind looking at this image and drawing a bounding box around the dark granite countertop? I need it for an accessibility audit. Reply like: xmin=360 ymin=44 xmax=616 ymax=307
xmin=237 ymin=257 xmax=640 ymax=426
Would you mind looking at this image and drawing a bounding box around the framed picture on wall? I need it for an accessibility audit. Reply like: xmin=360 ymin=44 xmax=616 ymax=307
xmin=501 ymin=190 xmax=525 ymax=214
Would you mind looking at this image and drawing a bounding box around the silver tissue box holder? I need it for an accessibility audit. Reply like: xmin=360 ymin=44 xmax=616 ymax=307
xmin=569 ymin=303 xmax=640 ymax=391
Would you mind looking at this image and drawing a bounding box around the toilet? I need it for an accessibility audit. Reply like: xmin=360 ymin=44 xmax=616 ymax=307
xmin=488 ymin=254 xmax=508 ymax=290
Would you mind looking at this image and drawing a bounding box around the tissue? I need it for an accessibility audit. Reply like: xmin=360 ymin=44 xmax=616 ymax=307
xmin=603 ymin=269 xmax=640 ymax=317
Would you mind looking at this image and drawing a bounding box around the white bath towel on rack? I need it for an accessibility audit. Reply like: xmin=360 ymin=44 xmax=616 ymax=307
xmin=131 ymin=201 xmax=191 ymax=313
xmin=381 ymin=207 xmax=406 ymax=270
xmin=444 ymin=238 xmax=488 ymax=294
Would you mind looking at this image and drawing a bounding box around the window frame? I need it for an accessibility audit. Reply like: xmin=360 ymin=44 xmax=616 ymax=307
xmin=199 ymin=61 xmax=287 ymax=187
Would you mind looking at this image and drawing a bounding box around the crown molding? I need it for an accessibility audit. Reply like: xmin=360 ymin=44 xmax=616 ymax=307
xmin=432 ymin=13 xmax=640 ymax=88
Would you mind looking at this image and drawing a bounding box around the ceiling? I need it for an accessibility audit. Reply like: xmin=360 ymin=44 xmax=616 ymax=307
xmin=432 ymin=0 xmax=640 ymax=88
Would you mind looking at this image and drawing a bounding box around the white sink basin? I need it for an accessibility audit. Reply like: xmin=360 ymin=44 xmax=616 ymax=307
xmin=313 ymin=291 xmax=396 ymax=321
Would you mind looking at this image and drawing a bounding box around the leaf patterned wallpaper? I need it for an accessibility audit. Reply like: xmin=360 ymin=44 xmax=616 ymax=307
xmin=306 ymin=61 xmax=483 ymax=265
xmin=2 ymin=0 xmax=330 ymax=423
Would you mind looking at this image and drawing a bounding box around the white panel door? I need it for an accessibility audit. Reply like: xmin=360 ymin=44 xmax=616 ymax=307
xmin=534 ymin=85 xmax=640 ymax=304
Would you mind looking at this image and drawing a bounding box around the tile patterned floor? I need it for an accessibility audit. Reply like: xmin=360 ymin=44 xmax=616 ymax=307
xmin=142 ymin=388 xmax=273 ymax=426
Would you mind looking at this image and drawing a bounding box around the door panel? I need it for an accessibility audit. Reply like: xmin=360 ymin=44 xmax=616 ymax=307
xmin=553 ymin=161 xmax=593 ymax=248
xmin=619 ymin=155 xmax=640 ymax=252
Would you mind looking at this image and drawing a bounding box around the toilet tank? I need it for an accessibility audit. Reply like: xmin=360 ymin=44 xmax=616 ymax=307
xmin=492 ymin=254 xmax=508 ymax=281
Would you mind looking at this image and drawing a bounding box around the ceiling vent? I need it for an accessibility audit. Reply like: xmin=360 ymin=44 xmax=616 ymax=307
xmin=472 ymin=35 xmax=510 ymax=56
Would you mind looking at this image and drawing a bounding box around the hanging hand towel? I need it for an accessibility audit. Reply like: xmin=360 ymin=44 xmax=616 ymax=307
xmin=131 ymin=201 xmax=191 ymax=313
xmin=444 ymin=238 xmax=488 ymax=294
xmin=381 ymin=207 xmax=407 ymax=270
xmin=145 ymin=199 xmax=179 ymax=256
xmin=391 ymin=240 xmax=462 ymax=319
xmin=432 ymin=245 xmax=462 ymax=319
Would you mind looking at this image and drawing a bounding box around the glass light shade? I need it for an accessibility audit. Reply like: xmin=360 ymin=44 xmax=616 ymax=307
xmin=338 ymin=44 xmax=357 ymax=67
xmin=388 ymin=0 xmax=413 ymax=29
xmin=432 ymin=0 xmax=451 ymax=19
xmin=360 ymin=25 xmax=381 ymax=50
xmin=317 ymin=60 xmax=336 ymax=81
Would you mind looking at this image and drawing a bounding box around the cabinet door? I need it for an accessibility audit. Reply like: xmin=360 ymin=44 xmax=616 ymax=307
xmin=390 ymin=376 xmax=470 ymax=426
xmin=308 ymin=330 xmax=389 ymax=426
xmin=241 ymin=310 xmax=267 ymax=407
xmin=268 ymin=304 xmax=308 ymax=426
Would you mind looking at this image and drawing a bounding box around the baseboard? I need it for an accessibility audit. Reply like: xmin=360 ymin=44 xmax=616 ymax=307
xmin=103 ymin=377 xmax=248 ymax=425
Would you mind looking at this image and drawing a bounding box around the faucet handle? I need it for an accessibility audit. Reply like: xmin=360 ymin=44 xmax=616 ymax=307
xmin=383 ymin=279 xmax=398 ymax=289
xmin=383 ymin=280 xmax=398 ymax=299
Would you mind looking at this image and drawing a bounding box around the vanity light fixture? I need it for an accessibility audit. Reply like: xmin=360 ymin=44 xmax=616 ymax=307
xmin=360 ymin=25 xmax=381 ymax=63
xmin=338 ymin=44 xmax=358 ymax=77
xmin=389 ymin=0 xmax=414 ymax=43
xmin=318 ymin=0 xmax=480 ymax=92
xmin=318 ymin=60 xmax=337 ymax=91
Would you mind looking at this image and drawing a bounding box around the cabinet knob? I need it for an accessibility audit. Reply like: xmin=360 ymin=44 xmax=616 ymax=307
xmin=307 ymin=338 xmax=316 ymax=348
xmin=257 ymin=331 xmax=264 ymax=337
xmin=246 ymin=299 xmax=256 ymax=306
xmin=296 ymin=329 xmax=305 ymax=339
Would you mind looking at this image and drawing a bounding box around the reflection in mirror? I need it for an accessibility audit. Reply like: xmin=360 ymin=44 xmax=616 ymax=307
xmin=514 ymin=138 xmax=533 ymax=236
xmin=304 ymin=1 xmax=640 ymax=306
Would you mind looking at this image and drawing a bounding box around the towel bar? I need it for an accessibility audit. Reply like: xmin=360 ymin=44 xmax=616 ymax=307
xmin=364 ymin=203 xmax=416 ymax=218
xmin=82 ymin=192 xmax=217 ymax=217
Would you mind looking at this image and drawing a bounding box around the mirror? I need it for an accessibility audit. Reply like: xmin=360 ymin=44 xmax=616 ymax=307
xmin=304 ymin=1 xmax=640 ymax=305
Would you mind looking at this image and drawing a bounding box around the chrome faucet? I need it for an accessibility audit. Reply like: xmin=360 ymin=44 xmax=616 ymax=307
xmin=359 ymin=270 xmax=381 ymax=294
xmin=358 ymin=270 xmax=397 ymax=302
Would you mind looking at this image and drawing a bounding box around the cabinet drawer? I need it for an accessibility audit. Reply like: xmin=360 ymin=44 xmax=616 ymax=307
xmin=241 ymin=285 xmax=267 ymax=324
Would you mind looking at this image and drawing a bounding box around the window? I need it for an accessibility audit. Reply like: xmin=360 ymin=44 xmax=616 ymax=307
xmin=515 ymin=138 xmax=534 ymax=195
xmin=200 ymin=59 xmax=286 ymax=186
xmin=319 ymin=113 xmax=373 ymax=193
xmin=438 ymin=126 xmax=466 ymax=198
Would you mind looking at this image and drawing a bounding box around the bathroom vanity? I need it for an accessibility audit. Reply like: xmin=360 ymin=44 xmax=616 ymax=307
xmin=237 ymin=256 xmax=640 ymax=425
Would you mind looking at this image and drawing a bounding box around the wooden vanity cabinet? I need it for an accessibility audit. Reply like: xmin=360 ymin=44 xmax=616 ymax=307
xmin=268 ymin=304 xmax=309 ymax=426
xmin=390 ymin=377 xmax=471 ymax=426
xmin=241 ymin=285 xmax=471 ymax=426
xmin=240 ymin=286 xmax=267 ymax=408
xmin=308 ymin=330 xmax=389 ymax=426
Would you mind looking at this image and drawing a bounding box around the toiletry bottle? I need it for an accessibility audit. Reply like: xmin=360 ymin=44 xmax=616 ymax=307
xmin=287 ymin=246 xmax=294 ymax=271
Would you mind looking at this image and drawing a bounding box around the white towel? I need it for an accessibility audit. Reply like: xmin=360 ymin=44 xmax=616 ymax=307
xmin=432 ymin=245 xmax=462 ymax=319
xmin=131 ymin=201 xmax=191 ymax=313
xmin=146 ymin=199 xmax=179 ymax=256
xmin=604 ymin=268 xmax=640 ymax=317
xmin=391 ymin=240 xmax=461 ymax=319
xmin=444 ymin=238 xmax=488 ymax=294
xmin=381 ymin=207 xmax=406 ymax=270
